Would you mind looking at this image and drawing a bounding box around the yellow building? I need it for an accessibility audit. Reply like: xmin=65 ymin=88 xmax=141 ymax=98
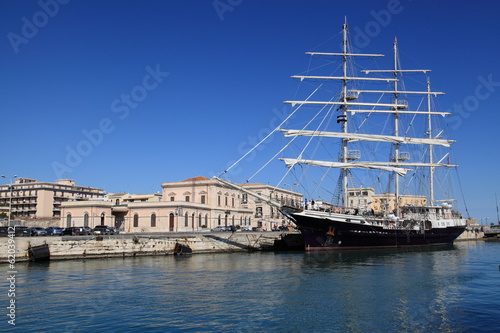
xmin=347 ymin=187 xmax=427 ymax=214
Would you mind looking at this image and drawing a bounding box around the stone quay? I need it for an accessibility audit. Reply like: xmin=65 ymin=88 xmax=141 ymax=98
xmin=0 ymin=231 xmax=303 ymax=262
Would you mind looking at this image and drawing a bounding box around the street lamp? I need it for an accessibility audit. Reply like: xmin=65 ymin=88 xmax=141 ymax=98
xmin=2 ymin=175 xmax=18 ymax=226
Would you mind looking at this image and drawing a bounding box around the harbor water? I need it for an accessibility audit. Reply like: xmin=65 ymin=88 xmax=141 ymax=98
xmin=2 ymin=240 xmax=500 ymax=332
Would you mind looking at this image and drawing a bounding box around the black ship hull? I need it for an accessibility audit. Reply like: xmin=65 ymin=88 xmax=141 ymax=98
xmin=290 ymin=212 xmax=466 ymax=250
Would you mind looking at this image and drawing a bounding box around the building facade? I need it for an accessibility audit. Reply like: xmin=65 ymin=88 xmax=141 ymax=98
xmin=0 ymin=178 xmax=104 ymax=225
xmin=60 ymin=176 xmax=303 ymax=232
xmin=240 ymin=183 xmax=302 ymax=230
xmin=346 ymin=187 xmax=427 ymax=214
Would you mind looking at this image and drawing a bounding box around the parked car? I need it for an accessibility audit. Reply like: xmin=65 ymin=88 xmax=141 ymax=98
xmin=46 ymin=227 xmax=63 ymax=236
xmin=82 ymin=226 xmax=94 ymax=235
xmin=240 ymin=226 xmax=251 ymax=232
xmin=0 ymin=226 xmax=9 ymax=237
xmin=62 ymin=226 xmax=86 ymax=236
xmin=29 ymin=227 xmax=48 ymax=236
xmin=211 ymin=226 xmax=227 ymax=232
xmin=94 ymin=225 xmax=117 ymax=235
xmin=14 ymin=226 xmax=30 ymax=236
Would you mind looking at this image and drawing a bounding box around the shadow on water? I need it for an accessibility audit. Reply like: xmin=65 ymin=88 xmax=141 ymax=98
xmin=25 ymin=260 xmax=52 ymax=269
xmin=300 ymin=244 xmax=459 ymax=267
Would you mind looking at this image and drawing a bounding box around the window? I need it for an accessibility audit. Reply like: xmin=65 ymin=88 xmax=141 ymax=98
xmin=185 ymin=196 xmax=190 ymax=202
xmin=232 ymin=197 xmax=235 ymax=207
xmin=84 ymin=213 xmax=89 ymax=227
xmin=133 ymin=214 xmax=139 ymax=227
xmin=201 ymin=195 xmax=206 ymax=204
xmin=184 ymin=213 xmax=188 ymax=227
xmin=66 ymin=213 xmax=72 ymax=228
xmin=170 ymin=196 xmax=175 ymax=201
xmin=242 ymin=194 xmax=248 ymax=204
xmin=225 ymin=196 xmax=228 ymax=206
xmin=151 ymin=213 xmax=156 ymax=227
xmin=218 ymin=195 xmax=221 ymax=206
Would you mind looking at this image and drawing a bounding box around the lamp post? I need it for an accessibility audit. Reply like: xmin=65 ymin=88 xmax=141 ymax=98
xmin=2 ymin=175 xmax=18 ymax=226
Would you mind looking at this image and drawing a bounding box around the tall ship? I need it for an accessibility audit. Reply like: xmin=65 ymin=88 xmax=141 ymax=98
xmin=216 ymin=21 xmax=467 ymax=250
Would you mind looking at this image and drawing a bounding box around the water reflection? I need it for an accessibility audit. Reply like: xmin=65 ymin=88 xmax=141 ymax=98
xmin=5 ymin=243 xmax=499 ymax=332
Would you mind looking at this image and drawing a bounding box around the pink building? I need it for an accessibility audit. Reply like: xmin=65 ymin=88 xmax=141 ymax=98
xmin=60 ymin=176 xmax=302 ymax=232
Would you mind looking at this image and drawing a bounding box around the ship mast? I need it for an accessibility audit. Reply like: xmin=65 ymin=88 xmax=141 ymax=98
xmin=392 ymin=38 xmax=401 ymax=216
xmin=427 ymin=79 xmax=435 ymax=206
xmin=341 ymin=22 xmax=349 ymax=210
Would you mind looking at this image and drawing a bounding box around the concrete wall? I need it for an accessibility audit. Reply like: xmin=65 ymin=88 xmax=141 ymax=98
xmin=456 ymin=229 xmax=484 ymax=241
xmin=0 ymin=232 xmax=296 ymax=262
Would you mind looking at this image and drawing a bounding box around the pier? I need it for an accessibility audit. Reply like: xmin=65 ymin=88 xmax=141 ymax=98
xmin=0 ymin=231 xmax=303 ymax=262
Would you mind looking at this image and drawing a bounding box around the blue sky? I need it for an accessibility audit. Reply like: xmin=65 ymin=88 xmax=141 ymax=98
xmin=1 ymin=0 xmax=500 ymax=224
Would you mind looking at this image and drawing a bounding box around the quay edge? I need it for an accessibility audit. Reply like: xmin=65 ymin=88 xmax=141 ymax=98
xmin=0 ymin=231 xmax=304 ymax=262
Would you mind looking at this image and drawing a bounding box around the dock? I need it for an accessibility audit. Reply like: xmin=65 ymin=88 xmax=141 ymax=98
xmin=0 ymin=231 xmax=303 ymax=262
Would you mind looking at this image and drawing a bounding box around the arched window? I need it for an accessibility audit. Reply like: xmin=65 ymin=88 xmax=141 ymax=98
xmin=133 ymin=214 xmax=139 ymax=227
xmin=191 ymin=213 xmax=195 ymax=228
xmin=205 ymin=214 xmax=208 ymax=226
xmin=84 ymin=213 xmax=89 ymax=227
xmin=66 ymin=213 xmax=72 ymax=228
xmin=169 ymin=213 xmax=175 ymax=232
xmin=184 ymin=212 xmax=188 ymax=227
xmin=198 ymin=214 xmax=202 ymax=227
xmin=218 ymin=215 xmax=221 ymax=226
xmin=151 ymin=213 xmax=156 ymax=227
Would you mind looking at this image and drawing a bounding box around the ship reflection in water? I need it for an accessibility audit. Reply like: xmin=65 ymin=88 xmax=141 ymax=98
xmin=9 ymin=241 xmax=499 ymax=332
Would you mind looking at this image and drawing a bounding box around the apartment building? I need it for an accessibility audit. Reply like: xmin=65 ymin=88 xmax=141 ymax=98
xmin=0 ymin=178 xmax=104 ymax=225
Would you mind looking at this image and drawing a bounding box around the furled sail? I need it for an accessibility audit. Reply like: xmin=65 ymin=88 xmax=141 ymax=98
xmin=280 ymin=158 xmax=410 ymax=176
xmin=280 ymin=130 xmax=454 ymax=147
